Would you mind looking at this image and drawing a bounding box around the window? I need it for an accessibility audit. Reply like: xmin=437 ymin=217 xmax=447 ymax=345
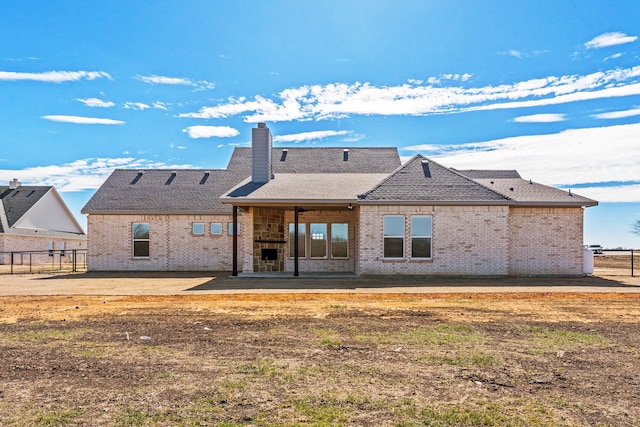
xmin=60 ymin=242 xmax=66 ymax=257
xmin=132 ymin=223 xmax=150 ymax=258
xmin=331 ymin=223 xmax=348 ymax=258
xmin=48 ymin=241 xmax=54 ymax=257
xmin=288 ymin=223 xmax=306 ymax=258
xmin=383 ymin=216 xmax=404 ymax=258
xmin=228 ymin=223 xmax=240 ymax=235
xmin=192 ymin=223 xmax=205 ymax=235
xmin=310 ymin=223 xmax=327 ymax=258
xmin=210 ymin=223 xmax=222 ymax=235
xmin=411 ymin=216 xmax=432 ymax=259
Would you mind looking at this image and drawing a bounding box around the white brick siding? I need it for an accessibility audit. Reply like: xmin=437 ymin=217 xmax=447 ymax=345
xmin=358 ymin=205 xmax=510 ymax=275
xmin=86 ymin=214 xmax=245 ymax=271
xmin=0 ymin=234 xmax=86 ymax=265
xmin=508 ymin=207 xmax=584 ymax=275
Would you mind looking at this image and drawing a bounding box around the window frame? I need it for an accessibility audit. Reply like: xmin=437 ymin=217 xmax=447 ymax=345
xmin=228 ymin=222 xmax=240 ymax=235
xmin=132 ymin=222 xmax=150 ymax=258
xmin=410 ymin=215 xmax=433 ymax=259
xmin=192 ymin=222 xmax=205 ymax=236
xmin=383 ymin=215 xmax=405 ymax=259
xmin=310 ymin=223 xmax=328 ymax=259
xmin=330 ymin=223 xmax=349 ymax=259
xmin=210 ymin=223 xmax=222 ymax=235
xmin=288 ymin=223 xmax=306 ymax=258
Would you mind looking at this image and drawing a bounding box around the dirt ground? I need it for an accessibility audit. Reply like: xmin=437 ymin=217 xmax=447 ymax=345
xmin=1 ymin=256 xmax=640 ymax=426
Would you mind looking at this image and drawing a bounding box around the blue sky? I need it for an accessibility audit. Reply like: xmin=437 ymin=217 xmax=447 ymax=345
xmin=1 ymin=0 xmax=639 ymax=248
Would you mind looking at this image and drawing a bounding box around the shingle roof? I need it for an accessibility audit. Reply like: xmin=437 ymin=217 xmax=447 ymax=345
xmin=83 ymin=147 xmax=402 ymax=213
xmin=454 ymin=169 xmax=521 ymax=179
xmin=472 ymin=178 xmax=597 ymax=206
xmin=81 ymin=169 xmax=243 ymax=214
xmin=0 ymin=186 xmax=51 ymax=231
xmin=358 ymin=155 xmax=510 ymax=203
xmin=229 ymin=147 xmax=401 ymax=173
xmin=222 ymin=174 xmax=389 ymax=204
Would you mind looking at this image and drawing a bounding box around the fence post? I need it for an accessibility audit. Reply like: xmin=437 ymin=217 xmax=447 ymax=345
xmin=72 ymin=249 xmax=77 ymax=272
xmin=10 ymin=252 xmax=13 ymax=275
xmin=632 ymin=249 xmax=635 ymax=277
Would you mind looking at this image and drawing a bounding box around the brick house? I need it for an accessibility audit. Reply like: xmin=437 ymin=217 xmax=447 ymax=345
xmin=0 ymin=180 xmax=87 ymax=264
xmin=82 ymin=123 xmax=597 ymax=276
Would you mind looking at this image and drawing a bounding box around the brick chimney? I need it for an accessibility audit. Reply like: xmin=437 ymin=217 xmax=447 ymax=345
xmin=251 ymin=122 xmax=272 ymax=184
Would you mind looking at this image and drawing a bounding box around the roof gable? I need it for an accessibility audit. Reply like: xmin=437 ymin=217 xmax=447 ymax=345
xmin=359 ymin=155 xmax=510 ymax=203
xmin=0 ymin=186 xmax=51 ymax=228
xmin=0 ymin=186 xmax=85 ymax=234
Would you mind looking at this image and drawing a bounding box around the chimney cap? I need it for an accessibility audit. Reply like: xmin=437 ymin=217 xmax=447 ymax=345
xmin=257 ymin=122 xmax=267 ymax=128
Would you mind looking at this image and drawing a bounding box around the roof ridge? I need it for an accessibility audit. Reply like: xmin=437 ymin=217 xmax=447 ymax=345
xmin=447 ymin=167 xmax=514 ymax=201
xmin=357 ymin=154 xmax=425 ymax=199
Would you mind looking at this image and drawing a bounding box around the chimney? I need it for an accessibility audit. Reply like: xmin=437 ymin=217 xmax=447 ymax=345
xmin=9 ymin=178 xmax=21 ymax=189
xmin=251 ymin=122 xmax=272 ymax=184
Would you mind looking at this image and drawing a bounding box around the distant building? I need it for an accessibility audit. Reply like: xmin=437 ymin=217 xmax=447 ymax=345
xmin=82 ymin=123 xmax=597 ymax=276
xmin=0 ymin=179 xmax=87 ymax=264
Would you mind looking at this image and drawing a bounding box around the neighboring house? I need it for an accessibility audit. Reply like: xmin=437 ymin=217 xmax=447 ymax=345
xmin=0 ymin=179 xmax=87 ymax=264
xmin=82 ymin=123 xmax=597 ymax=276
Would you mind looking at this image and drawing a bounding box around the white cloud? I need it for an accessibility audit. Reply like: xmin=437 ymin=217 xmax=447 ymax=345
xmin=136 ymin=75 xmax=192 ymax=85
xmin=273 ymin=130 xmax=350 ymax=143
xmin=123 ymin=102 xmax=150 ymax=110
xmin=585 ymin=32 xmax=638 ymax=49
xmin=574 ymin=184 xmax=640 ymax=202
xmin=76 ymin=97 xmax=115 ymax=108
xmin=182 ymin=125 xmax=239 ymax=139
xmin=0 ymin=158 xmax=193 ymax=192
xmin=152 ymin=101 xmax=169 ymax=110
xmin=404 ymin=122 xmax=640 ymax=201
xmin=42 ymin=115 xmax=124 ymax=125
xmin=502 ymin=50 xmax=525 ymax=58
xmin=513 ymin=113 xmax=566 ymax=123
xmin=0 ymin=70 xmax=111 ymax=83
xmin=136 ymin=74 xmax=214 ymax=90
xmin=179 ymin=65 xmax=640 ymax=122
xmin=592 ymin=108 xmax=640 ymax=119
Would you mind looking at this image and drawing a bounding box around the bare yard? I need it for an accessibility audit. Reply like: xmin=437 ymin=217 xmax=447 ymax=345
xmin=1 ymin=290 xmax=640 ymax=426
xmin=1 ymin=255 xmax=639 ymax=426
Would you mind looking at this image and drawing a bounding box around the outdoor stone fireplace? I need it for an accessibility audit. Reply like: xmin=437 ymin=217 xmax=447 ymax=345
xmin=252 ymin=207 xmax=285 ymax=272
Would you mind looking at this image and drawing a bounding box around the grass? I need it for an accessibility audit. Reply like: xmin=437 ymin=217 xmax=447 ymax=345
xmin=405 ymin=323 xmax=484 ymax=346
xmin=519 ymin=325 xmax=608 ymax=348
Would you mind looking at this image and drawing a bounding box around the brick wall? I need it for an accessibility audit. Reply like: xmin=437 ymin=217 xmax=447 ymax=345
xmin=358 ymin=205 xmax=510 ymax=275
xmin=508 ymin=207 xmax=584 ymax=275
xmin=0 ymin=234 xmax=86 ymax=265
xmin=86 ymin=214 xmax=245 ymax=271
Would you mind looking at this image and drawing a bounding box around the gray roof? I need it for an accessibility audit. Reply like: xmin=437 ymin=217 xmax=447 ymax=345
xmin=454 ymin=169 xmax=521 ymax=179
xmin=83 ymin=147 xmax=597 ymax=213
xmin=222 ymin=173 xmax=389 ymax=205
xmin=472 ymin=178 xmax=597 ymax=206
xmin=229 ymin=147 xmax=401 ymax=173
xmin=81 ymin=169 xmax=243 ymax=214
xmin=359 ymin=155 xmax=510 ymax=203
xmin=82 ymin=147 xmax=401 ymax=214
xmin=0 ymin=186 xmax=51 ymax=232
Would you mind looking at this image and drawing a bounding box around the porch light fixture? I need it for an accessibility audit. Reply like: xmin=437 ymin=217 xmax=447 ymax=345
xmin=347 ymin=203 xmax=353 ymax=210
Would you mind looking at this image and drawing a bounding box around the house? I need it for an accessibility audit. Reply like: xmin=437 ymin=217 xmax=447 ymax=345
xmin=82 ymin=123 xmax=597 ymax=276
xmin=0 ymin=179 xmax=87 ymax=264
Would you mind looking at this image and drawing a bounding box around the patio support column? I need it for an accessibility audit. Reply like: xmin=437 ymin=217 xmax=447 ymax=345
xmin=294 ymin=206 xmax=299 ymax=277
xmin=232 ymin=205 xmax=238 ymax=276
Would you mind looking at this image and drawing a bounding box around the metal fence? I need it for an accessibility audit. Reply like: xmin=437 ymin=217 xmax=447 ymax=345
xmin=0 ymin=250 xmax=87 ymax=274
xmin=593 ymin=249 xmax=637 ymax=277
